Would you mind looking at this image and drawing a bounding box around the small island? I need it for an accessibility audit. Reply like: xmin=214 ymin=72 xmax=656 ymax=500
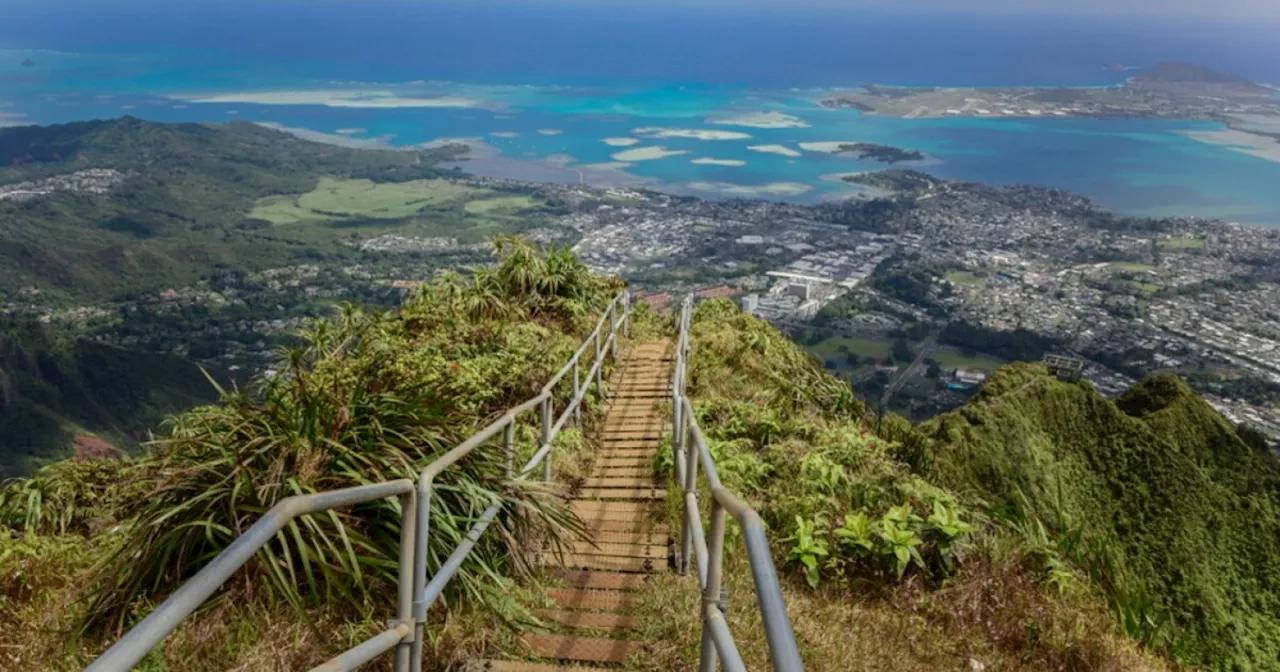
xmin=21 ymin=58 xmax=34 ymax=67
xmin=833 ymin=143 xmax=925 ymax=164
xmin=841 ymin=169 xmax=942 ymax=192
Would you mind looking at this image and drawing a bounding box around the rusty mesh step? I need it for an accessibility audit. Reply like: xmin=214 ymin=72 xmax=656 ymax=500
xmin=595 ymin=448 xmax=655 ymax=458
xmin=572 ymin=541 xmax=666 ymax=559
xmin=575 ymin=488 xmax=665 ymax=500
xmin=522 ymin=634 xmax=642 ymax=665
xmin=468 ymin=661 xmax=596 ymax=672
xmin=585 ymin=530 xmax=666 ymax=545
xmin=583 ymin=476 xmax=656 ymax=488
xmin=541 ymin=553 xmax=655 ymax=572
xmin=551 ymin=569 xmax=652 ymax=591
xmin=593 ymin=467 xmax=654 ymax=478
xmin=546 ymin=588 xmax=637 ymax=611
xmin=581 ymin=518 xmax=659 ymax=533
xmin=538 ymin=610 xmax=635 ymax=632
xmin=597 ymin=457 xmax=650 ymax=467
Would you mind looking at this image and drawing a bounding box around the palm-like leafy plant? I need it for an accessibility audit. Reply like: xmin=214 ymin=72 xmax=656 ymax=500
xmin=77 ymin=238 xmax=620 ymax=634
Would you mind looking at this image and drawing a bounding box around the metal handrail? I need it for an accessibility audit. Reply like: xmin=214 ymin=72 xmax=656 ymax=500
xmin=671 ymin=295 xmax=804 ymax=672
xmin=89 ymin=291 xmax=632 ymax=672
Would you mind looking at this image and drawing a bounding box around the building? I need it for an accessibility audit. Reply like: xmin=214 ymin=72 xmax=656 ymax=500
xmin=742 ymin=294 xmax=760 ymax=314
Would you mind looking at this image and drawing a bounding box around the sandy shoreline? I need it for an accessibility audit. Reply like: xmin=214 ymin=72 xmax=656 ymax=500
xmin=685 ymin=180 xmax=813 ymax=197
xmin=633 ymin=127 xmax=751 ymax=141
xmin=691 ymin=158 xmax=747 ymax=167
xmin=536 ymin=129 xmax=563 ymax=135
xmin=1180 ymin=128 xmax=1280 ymax=164
xmin=747 ymin=144 xmax=802 ymax=157
xmin=174 ymin=89 xmax=484 ymax=109
xmin=708 ymin=111 xmax=809 ymax=129
xmin=611 ymin=146 xmax=691 ymax=161
xmin=602 ymin=137 xmax=640 ymax=147
xmin=800 ymin=141 xmax=864 ymax=153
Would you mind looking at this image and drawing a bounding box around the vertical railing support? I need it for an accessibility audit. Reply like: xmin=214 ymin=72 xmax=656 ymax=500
xmin=394 ymin=489 xmax=417 ymax=672
xmin=504 ymin=422 xmax=515 ymax=478
xmin=572 ymin=358 xmax=582 ymax=427
xmin=699 ymin=502 xmax=728 ymax=672
xmin=409 ymin=477 xmax=432 ymax=672
xmin=540 ymin=397 xmax=552 ymax=482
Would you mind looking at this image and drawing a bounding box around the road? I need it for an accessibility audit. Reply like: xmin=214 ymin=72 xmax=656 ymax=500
xmin=881 ymin=333 xmax=938 ymax=409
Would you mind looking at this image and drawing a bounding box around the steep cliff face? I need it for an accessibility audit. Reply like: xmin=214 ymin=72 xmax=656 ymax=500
xmin=0 ymin=323 xmax=226 ymax=476
xmin=921 ymin=365 xmax=1280 ymax=669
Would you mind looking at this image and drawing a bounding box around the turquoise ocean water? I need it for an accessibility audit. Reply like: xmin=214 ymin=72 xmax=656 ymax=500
xmin=3 ymin=2 xmax=1280 ymax=223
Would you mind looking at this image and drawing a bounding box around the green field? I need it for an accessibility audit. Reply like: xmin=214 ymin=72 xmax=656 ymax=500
xmin=1159 ymin=236 xmax=1206 ymax=250
xmin=807 ymin=335 xmax=893 ymax=363
xmin=930 ymin=348 xmax=1005 ymax=372
xmin=251 ymin=178 xmax=518 ymax=224
xmin=463 ymin=194 xmax=538 ymax=216
xmin=1109 ymin=262 xmax=1156 ymax=273
xmin=945 ymin=270 xmax=984 ymax=286
xmin=1129 ymin=280 xmax=1162 ymax=294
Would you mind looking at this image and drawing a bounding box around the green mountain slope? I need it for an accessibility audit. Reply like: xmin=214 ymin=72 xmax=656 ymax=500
xmin=920 ymin=364 xmax=1280 ymax=668
xmin=0 ymin=318 xmax=229 ymax=477
xmin=0 ymin=117 xmax=465 ymax=302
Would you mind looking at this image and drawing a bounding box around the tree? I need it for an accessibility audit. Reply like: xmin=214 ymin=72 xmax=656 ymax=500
xmin=926 ymin=359 xmax=942 ymax=379
xmin=891 ymin=338 xmax=915 ymax=363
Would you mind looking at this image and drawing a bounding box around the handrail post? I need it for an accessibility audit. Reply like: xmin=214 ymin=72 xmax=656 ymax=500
xmin=700 ymin=501 xmax=728 ymax=672
xmin=540 ymin=397 xmax=552 ymax=482
xmin=623 ymin=293 xmax=631 ymax=338
xmin=394 ymin=489 xmax=417 ymax=672
xmin=572 ymin=357 xmax=582 ymax=428
xmin=504 ymin=422 xmax=515 ymax=478
xmin=409 ymin=477 xmax=432 ymax=672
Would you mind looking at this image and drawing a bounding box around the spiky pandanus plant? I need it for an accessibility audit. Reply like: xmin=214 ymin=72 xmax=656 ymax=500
xmin=81 ymin=238 xmax=622 ymax=634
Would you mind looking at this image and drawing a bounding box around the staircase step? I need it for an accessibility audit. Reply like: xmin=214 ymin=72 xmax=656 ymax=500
xmin=595 ymin=448 xmax=655 ymax=458
xmin=522 ymin=634 xmax=642 ymax=665
xmin=542 ymin=553 xmax=655 ymax=572
xmin=597 ymin=457 xmax=650 ymax=468
xmin=551 ymin=569 xmax=652 ymax=591
xmin=593 ymin=467 xmax=654 ymax=478
xmin=575 ymin=488 xmax=665 ymax=500
xmin=581 ymin=518 xmax=660 ymax=533
xmin=585 ymin=530 xmax=666 ymax=545
xmin=573 ymin=541 xmax=666 ymax=559
xmin=546 ymin=587 xmax=637 ymax=611
xmin=538 ymin=610 xmax=636 ymax=632
xmin=467 ymin=661 xmax=596 ymax=672
xmin=583 ymin=476 xmax=656 ymax=488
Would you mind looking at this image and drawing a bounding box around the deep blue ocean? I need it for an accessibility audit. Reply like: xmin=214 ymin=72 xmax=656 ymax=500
xmin=4 ymin=1 xmax=1280 ymax=223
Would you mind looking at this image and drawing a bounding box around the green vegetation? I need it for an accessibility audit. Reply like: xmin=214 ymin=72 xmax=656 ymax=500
xmin=929 ymin=348 xmax=1005 ymax=371
xmin=0 ymin=318 xmax=230 ymax=477
xmin=0 ymin=118 xmax=564 ymax=304
xmin=919 ymin=365 xmax=1280 ymax=668
xmin=250 ymin=177 xmax=512 ymax=224
xmin=649 ymin=300 xmax=1165 ymax=670
xmin=943 ymin=270 xmax=983 ymax=286
xmin=0 ymin=240 xmax=626 ymax=666
xmin=1109 ymin=261 xmax=1156 ymax=273
xmin=1158 ymin=236 xmax=1206 ymax=250
xmin=805 ymin=335 xmax=892 ymax=363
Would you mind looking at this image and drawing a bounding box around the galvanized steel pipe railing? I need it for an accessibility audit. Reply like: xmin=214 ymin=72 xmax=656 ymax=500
xmin=88 ymin=292 xmax=631 ymax=672
xmin=671 ymin=296 xmax=805 ymax=672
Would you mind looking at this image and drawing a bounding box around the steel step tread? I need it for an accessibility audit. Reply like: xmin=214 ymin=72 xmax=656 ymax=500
xmin=522 ymin=634 xmax=643 ymax=665
xmin=466 ymin=660 xmax=597 ymax=672
xmin=550 ymin=569 xmax=653 ymax=591
xmin=540 ymin=553 xmax=655 ymax=573
xmin=537 ymin=610 xmax=635 ymax=632
xmin=572 ymin=541 xmax=666 ymax=559
xmin=575 ymin=488 xmax=665 ymax=500
xmin=583 ymin=476 xmax=657 ymax=488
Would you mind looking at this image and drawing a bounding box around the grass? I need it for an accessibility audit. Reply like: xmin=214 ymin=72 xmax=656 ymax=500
xmin=807 ymin=336 xmax=893 ymax=363
xmin=251 ymin=178 xmax=491 ymax=224
xmin=1158 ymin=236 xmax=1205 ymax=250
xmin=1129 ymin=281 xmax=1162 ymax=294
xmin=464 ymin=195 xmax=538 ymax=217
xmin=930 ymin=348 xmax=1005 ymax=372
xmin=1109 ymin=262 xmax=1156 ymax=273
xmin=944 ymin=270 xmax=984 ymax=287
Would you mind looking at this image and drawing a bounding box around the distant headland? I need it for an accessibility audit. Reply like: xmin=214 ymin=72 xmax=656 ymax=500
xmin=820 ymin=61 xmax=1277 ymax=122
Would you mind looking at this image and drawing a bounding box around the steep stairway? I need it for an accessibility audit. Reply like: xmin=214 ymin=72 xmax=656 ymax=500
xmin=474 ymin=339 xmax=674 ymax=671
